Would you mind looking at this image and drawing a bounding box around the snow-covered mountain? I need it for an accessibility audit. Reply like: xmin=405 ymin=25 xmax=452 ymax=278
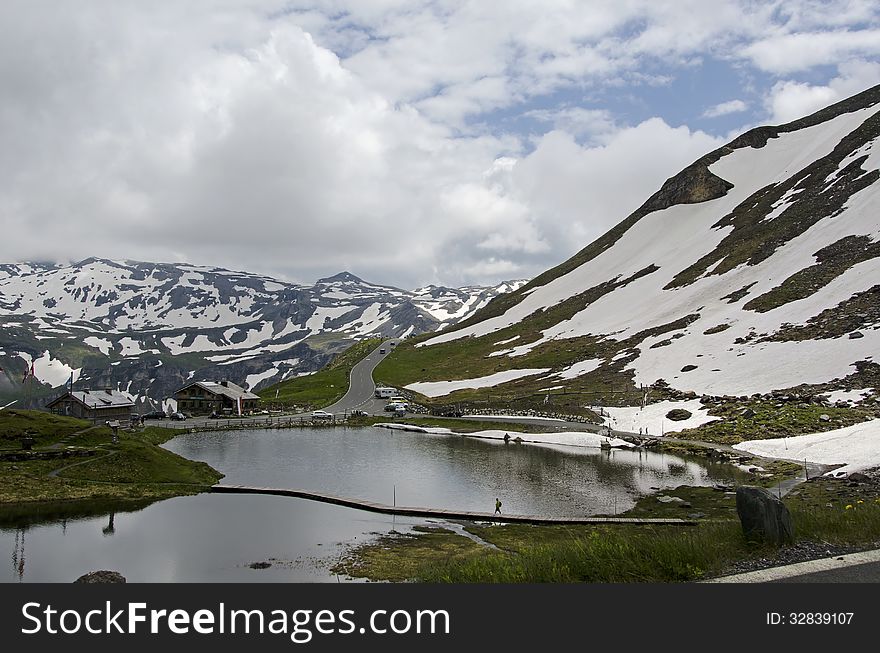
xmin=392 ymin=85 xmax=880 ymax=406
xmin=412 ymin=281 xmax=527 ymax=327
xmin=0 ymin=259 xmax=523 ymax=403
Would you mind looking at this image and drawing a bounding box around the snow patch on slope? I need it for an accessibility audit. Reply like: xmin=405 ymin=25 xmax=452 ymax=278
xmin=603 ymin=399 xmax=720 ymax=435
xmin=733 ymin=419 xmax=880 ymax=476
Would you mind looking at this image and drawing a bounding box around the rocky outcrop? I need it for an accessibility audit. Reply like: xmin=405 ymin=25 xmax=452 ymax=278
xmin=735 ymin=486 xmax=794 ymax=546
xmin=74 ymin=570 xmax=127 ymax=583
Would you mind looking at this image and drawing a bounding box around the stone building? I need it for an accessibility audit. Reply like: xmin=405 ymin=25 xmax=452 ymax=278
xmin=46 ymin=389 xmax=135 ymax=421
xmin=173 ymin=380 xmax=260 ymax=415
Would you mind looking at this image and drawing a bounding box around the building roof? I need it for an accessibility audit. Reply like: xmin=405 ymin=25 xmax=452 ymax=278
xmin=175 ymin=380 xmax=260 ymax=401
xmin=47 ymin=389 xmax=135 ymax=410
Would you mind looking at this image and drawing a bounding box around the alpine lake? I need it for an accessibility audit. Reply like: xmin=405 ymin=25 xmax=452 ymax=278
xmin=0 ymin=425 xmax=748 ymax=582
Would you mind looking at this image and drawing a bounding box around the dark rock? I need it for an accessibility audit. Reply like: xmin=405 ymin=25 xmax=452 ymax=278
xmin=74 ymin=570 xmax=126 ymax=583
xmin=249 ymin=561 xmax=272 ymax=570
xmin=680 ymin=364 xmax=698 ymax=372
xmin=849 ymin=331 xmax=864 ymax=339
xmin=666 ymin=408 xmax=693 ymax=421
xmin=847 ymin=472 xmax=870 ymax=483
xmin=740 ymin=407 xmax=757 ymax=418
xmin=736 ymin=486 xmax=794 ymax=546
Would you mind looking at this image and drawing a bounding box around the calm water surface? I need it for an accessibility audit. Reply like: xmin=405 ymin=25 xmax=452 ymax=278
xmin=1 ymin=426 xmax=744 ymax=582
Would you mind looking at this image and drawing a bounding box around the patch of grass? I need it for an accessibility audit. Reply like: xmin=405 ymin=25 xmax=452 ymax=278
xmin=620 ymin=486 xmax=739 ymax=520
xmin=762 ymin=285 xmax=880 ymax=342
xmin=681 ymin=399 xmax=874 ymax=445
xmin=420 ymin=522 xmax=761 ymax=583
xmin=259 ymin=338 xmax=382 ymax=409
xmin=783 ymin=476 xmax=880 ymax=547
xmin=0 ymin=413 xmax=222 ymax=505
xmin=0 ymin=409 xmax=93 ymax=448
xmin=333 ymin=526 xmax=486 ymax=582
xmin=745 ymin=236 xmax=880 ymax=313
xmin=57 ymin=432 xmax=220 ymax=486
xmin=375 ymin=314 xmax=700 ymax=416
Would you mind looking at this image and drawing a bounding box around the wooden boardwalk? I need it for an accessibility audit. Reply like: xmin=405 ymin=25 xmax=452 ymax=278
xmin=210 ymin=484 xmax=698 ymax=526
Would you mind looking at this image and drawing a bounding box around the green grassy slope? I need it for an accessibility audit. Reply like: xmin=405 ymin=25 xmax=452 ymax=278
xmin=0 ymin=410 xmax=222 ymax=504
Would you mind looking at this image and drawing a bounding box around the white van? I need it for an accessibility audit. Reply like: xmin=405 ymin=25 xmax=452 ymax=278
xmin=375 ymin=387 xmax=396 ymax=398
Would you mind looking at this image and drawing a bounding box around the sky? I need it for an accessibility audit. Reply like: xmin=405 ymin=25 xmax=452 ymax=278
xmin=1 ymin=1 xmax=879 ymax=289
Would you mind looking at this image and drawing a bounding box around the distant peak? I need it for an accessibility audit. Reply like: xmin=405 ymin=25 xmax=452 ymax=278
xmin=318 ymin=271 xmax=364 ymax=284
xmin=72 ymin=257 xmax=130 ymax=269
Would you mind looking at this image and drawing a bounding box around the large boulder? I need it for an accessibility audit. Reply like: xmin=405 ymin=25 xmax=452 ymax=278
xmin=74 ymin=570 xmax=126 ymax=584
xmin=735 ymin=486 xmax=794 ymax=545
xmin=666 ymin=408 xmax=692 ymax=421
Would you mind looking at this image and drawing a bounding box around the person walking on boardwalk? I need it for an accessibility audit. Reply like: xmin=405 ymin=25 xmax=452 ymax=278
xmin=494 ymin=497 xmax=502 ymax=515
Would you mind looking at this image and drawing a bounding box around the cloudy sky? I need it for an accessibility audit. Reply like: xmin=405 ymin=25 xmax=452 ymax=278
xmin=1 ymin=1 xmax=879 ymax=289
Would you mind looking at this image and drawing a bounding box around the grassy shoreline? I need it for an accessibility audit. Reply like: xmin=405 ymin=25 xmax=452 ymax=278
xmin=0 ymin=410 xmax=222 ymax=507
xmin=335 ymin=475 xmax=880 ymax=582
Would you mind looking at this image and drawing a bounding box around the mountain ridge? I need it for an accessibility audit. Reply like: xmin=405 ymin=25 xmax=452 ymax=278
xmin=0 ymin=258 xmax=526 ymax=405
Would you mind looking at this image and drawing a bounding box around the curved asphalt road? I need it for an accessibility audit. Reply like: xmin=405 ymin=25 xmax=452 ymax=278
xmin=324 ymin=339 xmax=397 ymax=415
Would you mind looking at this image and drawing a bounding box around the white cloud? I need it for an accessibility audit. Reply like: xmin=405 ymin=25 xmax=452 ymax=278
xmin=486 ymin=119 xmax=724 ymax=266
xmin=461 ymin=258 xmax=523 ymax=280
xmin=0 ymin=1 xmax=877 ymax=289
xmin=743 ymin=29 xmax=880 ymax=74
xmin=524 ymin=108 xmax=617 ymax=141
xmin=766 ymin=60 xmax=880 ymax=123
xmin=702 ymin=99 xmax=749 ymax=118
xmin=767 ymin=81 xmax=840 ymax=124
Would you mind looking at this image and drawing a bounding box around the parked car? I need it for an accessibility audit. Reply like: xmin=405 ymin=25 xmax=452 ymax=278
xmin=392 ymin=405 xmax=407 ymax=417
xmin=170 ymin=412 xmax=186 ymax=421
xmin=311 ymin=410 xmax=334 ymax=421
xmin=351 ymin=410 xmax=368 ymax=417
xmin=143 ymin=410 xmax=167 ymax=420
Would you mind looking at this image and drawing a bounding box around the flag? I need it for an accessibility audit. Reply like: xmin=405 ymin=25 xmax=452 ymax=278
xmin=66 ymin=370 xmax=75 ymax=391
